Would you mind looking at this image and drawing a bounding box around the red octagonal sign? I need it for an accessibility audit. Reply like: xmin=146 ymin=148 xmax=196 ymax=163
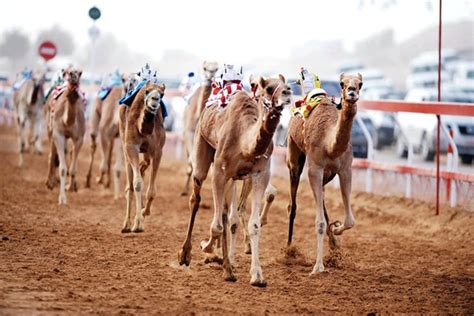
xmin=38 ymin=41 xmax=57 ymax=61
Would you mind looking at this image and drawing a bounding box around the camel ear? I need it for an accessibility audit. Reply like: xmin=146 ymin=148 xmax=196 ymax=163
xmin=78 ymin=70 xmax=82 ymax=78
xmin=357 ymin=73 xmax=363 ymax=81
xmin=278 ymin=74 xmax=286 ymax=83
xmin=202 ymin=61 xmax=207 ymax=71
xmin=259 ymin=77 xmax=267 ymax=89
xmin=159 ymin=83 xmax=166 ymax=91
xmin=339 ymin=72 xmax=345 ymax=82
xmin=62 ymin=68 xmax=66 ymax=77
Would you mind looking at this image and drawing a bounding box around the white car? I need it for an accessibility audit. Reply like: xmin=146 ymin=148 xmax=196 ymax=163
xmin=396 ymin=88 xmax=474 ymax=164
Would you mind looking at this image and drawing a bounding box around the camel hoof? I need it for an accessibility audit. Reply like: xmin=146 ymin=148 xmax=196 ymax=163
xmin=330 ymin=221 xmax=343 ymax=236
xmin=142 ymin=207 xmax=150 ymax=217
xmin=45 ymin=179 xmax=55 ymax=190
xmin=200 ymin=239 xmax=215 ymax=254
xmin=96 ymin=176 xmax=103 ymax=184
xmin=132 ymin=226 xmax=144 ymax=233
xmin=121 ymin=227 xmax=131 ymax=234
xmin=250 ymin=276 xmax=267 ymax=288
xmin=223 ymin=270 xmax=237 ymax=282
xmin=310 ymin=264 xmax=325 ymax=276
xmin=178 ymin=248 xmax=191 ymax=266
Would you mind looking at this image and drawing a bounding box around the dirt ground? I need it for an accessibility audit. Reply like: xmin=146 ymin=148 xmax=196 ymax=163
xmin=0 ymin=126 xmax=473 ymax=314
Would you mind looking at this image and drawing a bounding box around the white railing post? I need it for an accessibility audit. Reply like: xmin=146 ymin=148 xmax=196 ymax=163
xmin=440 ymin=122 xmax=458 ymax=207
xmin=394 ymin=118 xmax=414 ymax=198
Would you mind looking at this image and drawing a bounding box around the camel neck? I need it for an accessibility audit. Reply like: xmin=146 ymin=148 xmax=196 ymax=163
xmin=248 ymin=102 xmax=282 ymax=158
xmin=329 ymin=99 xmax=357 ymax=159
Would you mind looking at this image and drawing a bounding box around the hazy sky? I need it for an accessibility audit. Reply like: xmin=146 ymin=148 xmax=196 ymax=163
xmin=1 ymin=0 xmax=473 ymax=63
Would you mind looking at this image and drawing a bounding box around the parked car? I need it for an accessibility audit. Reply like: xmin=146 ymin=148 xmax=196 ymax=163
xmin=406 ymin=50 xmax=457 ymax=90
xmin=395 ymin=88 xmax=474 ymax=164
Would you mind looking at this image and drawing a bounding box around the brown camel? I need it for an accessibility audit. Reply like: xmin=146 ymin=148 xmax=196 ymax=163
xmin=119 ymin=81 xmax=166 ymax=233
xmin=45 ymin=69 xmax=86 ymax=204
xmin=286 ymin=73 xmax=363 ymax=275
xmin=13 ymin=72 xmax=45 ymax=167
xmin=181 ymin=61 xmax=218 ymax=195
xmin=178 ymin=75 xmax=292 ymax=287
xmin=85 ymin=80 xmax=126 ymax=199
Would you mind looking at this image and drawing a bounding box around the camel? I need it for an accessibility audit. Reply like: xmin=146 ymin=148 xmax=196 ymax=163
xmin=119 ymin=77 xmax=166 ymax=233
xmin=181 ymin=61 xmax=219 ymax=195
xmin=45 ymin=68 xmax=86 ymax=205
xmin=85 ymin=74 xmax=126 ymax=199
xmin=178 ymin=75 xmax=292 ymax=287
xmin=286 ymin=73 xmax=363 ymax=275
xmin=13 ymin=71 xmax=45 ymax=167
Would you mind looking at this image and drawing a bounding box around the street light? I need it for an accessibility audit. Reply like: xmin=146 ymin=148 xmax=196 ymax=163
xmin=88 ymin=6 xmax=101 ymax=85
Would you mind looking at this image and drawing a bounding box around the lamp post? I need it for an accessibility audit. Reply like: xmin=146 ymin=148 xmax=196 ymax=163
xmin=88 ymin=6 xmax=101 ymax=85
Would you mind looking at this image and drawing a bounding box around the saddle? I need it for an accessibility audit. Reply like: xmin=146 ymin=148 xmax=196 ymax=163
xmin=119 ymin=79 xmax=168 ymax=118
xmin=205 ymin=81 xmax=243 ymax=110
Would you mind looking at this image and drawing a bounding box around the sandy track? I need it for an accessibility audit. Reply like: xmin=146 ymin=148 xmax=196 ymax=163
xmin=0 ymin=127 xmax=473 ymax=314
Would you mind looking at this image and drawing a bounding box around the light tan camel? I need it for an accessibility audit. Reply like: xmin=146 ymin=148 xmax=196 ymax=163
xmin=286 ymin=73 xmax=363 ymax=275
xmin=181 ymin=61 xmax=219 ymax=195
xmin=178 ymin=75 xmax=292 ymax=287
xmin=119 ymin=81 xmax=166 ymax=233
xmin=45 ymin=69 xmax=86 ymax=205
xmin=13 ymin=72 xmax=45 ymax=167
xmin=85 ymin=82 xmax=125 ymax=199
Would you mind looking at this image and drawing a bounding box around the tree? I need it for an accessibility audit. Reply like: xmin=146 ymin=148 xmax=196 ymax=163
xmin=0 ymin=29 xmax=30 ymax=61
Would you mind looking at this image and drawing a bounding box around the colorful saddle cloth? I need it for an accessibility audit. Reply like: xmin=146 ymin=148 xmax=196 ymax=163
xmin=49 ymin=83 xmax=87 ymax=110
xmin=205 ymin=81 xmax=243 ymax=110
xmin=98 ymin=71 xmax=123 ymax=101
xmin=118 ymin=79 xmax=168 ymax=118
xmin=12 ymin=70 xmax=33 ymax=91
xmin=291 ymin=88 xmax=327 ymax=119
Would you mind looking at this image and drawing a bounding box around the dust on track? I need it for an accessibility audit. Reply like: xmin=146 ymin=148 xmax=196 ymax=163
xmin=0 ymin=126 xmax=473 ymax=314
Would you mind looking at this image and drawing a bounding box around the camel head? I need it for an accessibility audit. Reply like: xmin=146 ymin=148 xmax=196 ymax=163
xmin=63 ymin=68 xmax=82 ymax=88
xmin=202 ymin=61 xmax=219 ymax=81
xmin=124 ymin=73 xmax=140 ymax=94
xmin=340 ymin=73 xmax=363 ymax=103
xmin=143 ymin=81 xmax=166 ymax=115
xmin=258 ymin=74 xmax=292 ymax=111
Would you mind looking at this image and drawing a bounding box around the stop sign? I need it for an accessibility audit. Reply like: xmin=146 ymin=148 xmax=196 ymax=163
xmin=38 ymin=41 xmax=57 ymax=61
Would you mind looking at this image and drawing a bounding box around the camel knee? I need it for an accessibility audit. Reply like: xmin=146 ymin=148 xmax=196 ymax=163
xmin=316 ymin=219 xmax=327 ymax=236
xmin=248 ymin=219 xmax=261 ymax=237
xmin=133 ymin=179 xmax=142 ymax=192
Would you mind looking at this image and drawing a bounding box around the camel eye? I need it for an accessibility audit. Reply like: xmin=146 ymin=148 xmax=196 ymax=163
xmin=339 ymin=82 xmax=344 ymax=89
xmin=358 ymin=82 xmax=363 ymax=90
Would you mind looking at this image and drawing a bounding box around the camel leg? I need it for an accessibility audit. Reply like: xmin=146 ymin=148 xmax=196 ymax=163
xmin=287 ymin=137 xmax=306 ymax=246
xmin=333 ymin=166 xmax=355 ymax=235
xmin=104 ymin=136 xmax=114 ymax=189
xmin=67 ymin=137 xmax=83 ymax=192
xmin=307 ymin=160 xmax=326 ymax=275
xmin=86 ymin=101 xmax=100 ymax=188
xmin=201 ymin=164 xmax=227 ymax=253
xmin=221 ymin=210 xmax=236 ymax=282
xmin=96 ymin=132 xmax=108 ymax=186
xmin=121 ymin=161 xmax=133 ymax=233
xmin=178 ymin=134 xmax=214 ymax=266
xmin=226 ymin=181 xmax=239 ymax=268
xmin=124 ymin=145 xmax=144 ymax=233
xmin=33 ymin=110 xmax=44 ymax=154
xmin=85 ymin=134 xmax=97 ymax=188
xmin=46 ymin=137 xmax=58 ymax=189
xmin=248 ymin=165 xmax=270 ymax=287
xmin=237 ymin=179 xmax=252 ymax=254
xmin=260 ymin=184 xmax=276 ymax=226
xmin=16 ymin=115 xmax=26 ymax=168
xmin=181 ymin=131 xmax=194 ymax=196
xmin=53 ymin=133 xmax=68 ymax=205
xmin=113 ymin=139 xmax=123 ymax=200
xmin=142 ymin=150 xmax=162 ymax=217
